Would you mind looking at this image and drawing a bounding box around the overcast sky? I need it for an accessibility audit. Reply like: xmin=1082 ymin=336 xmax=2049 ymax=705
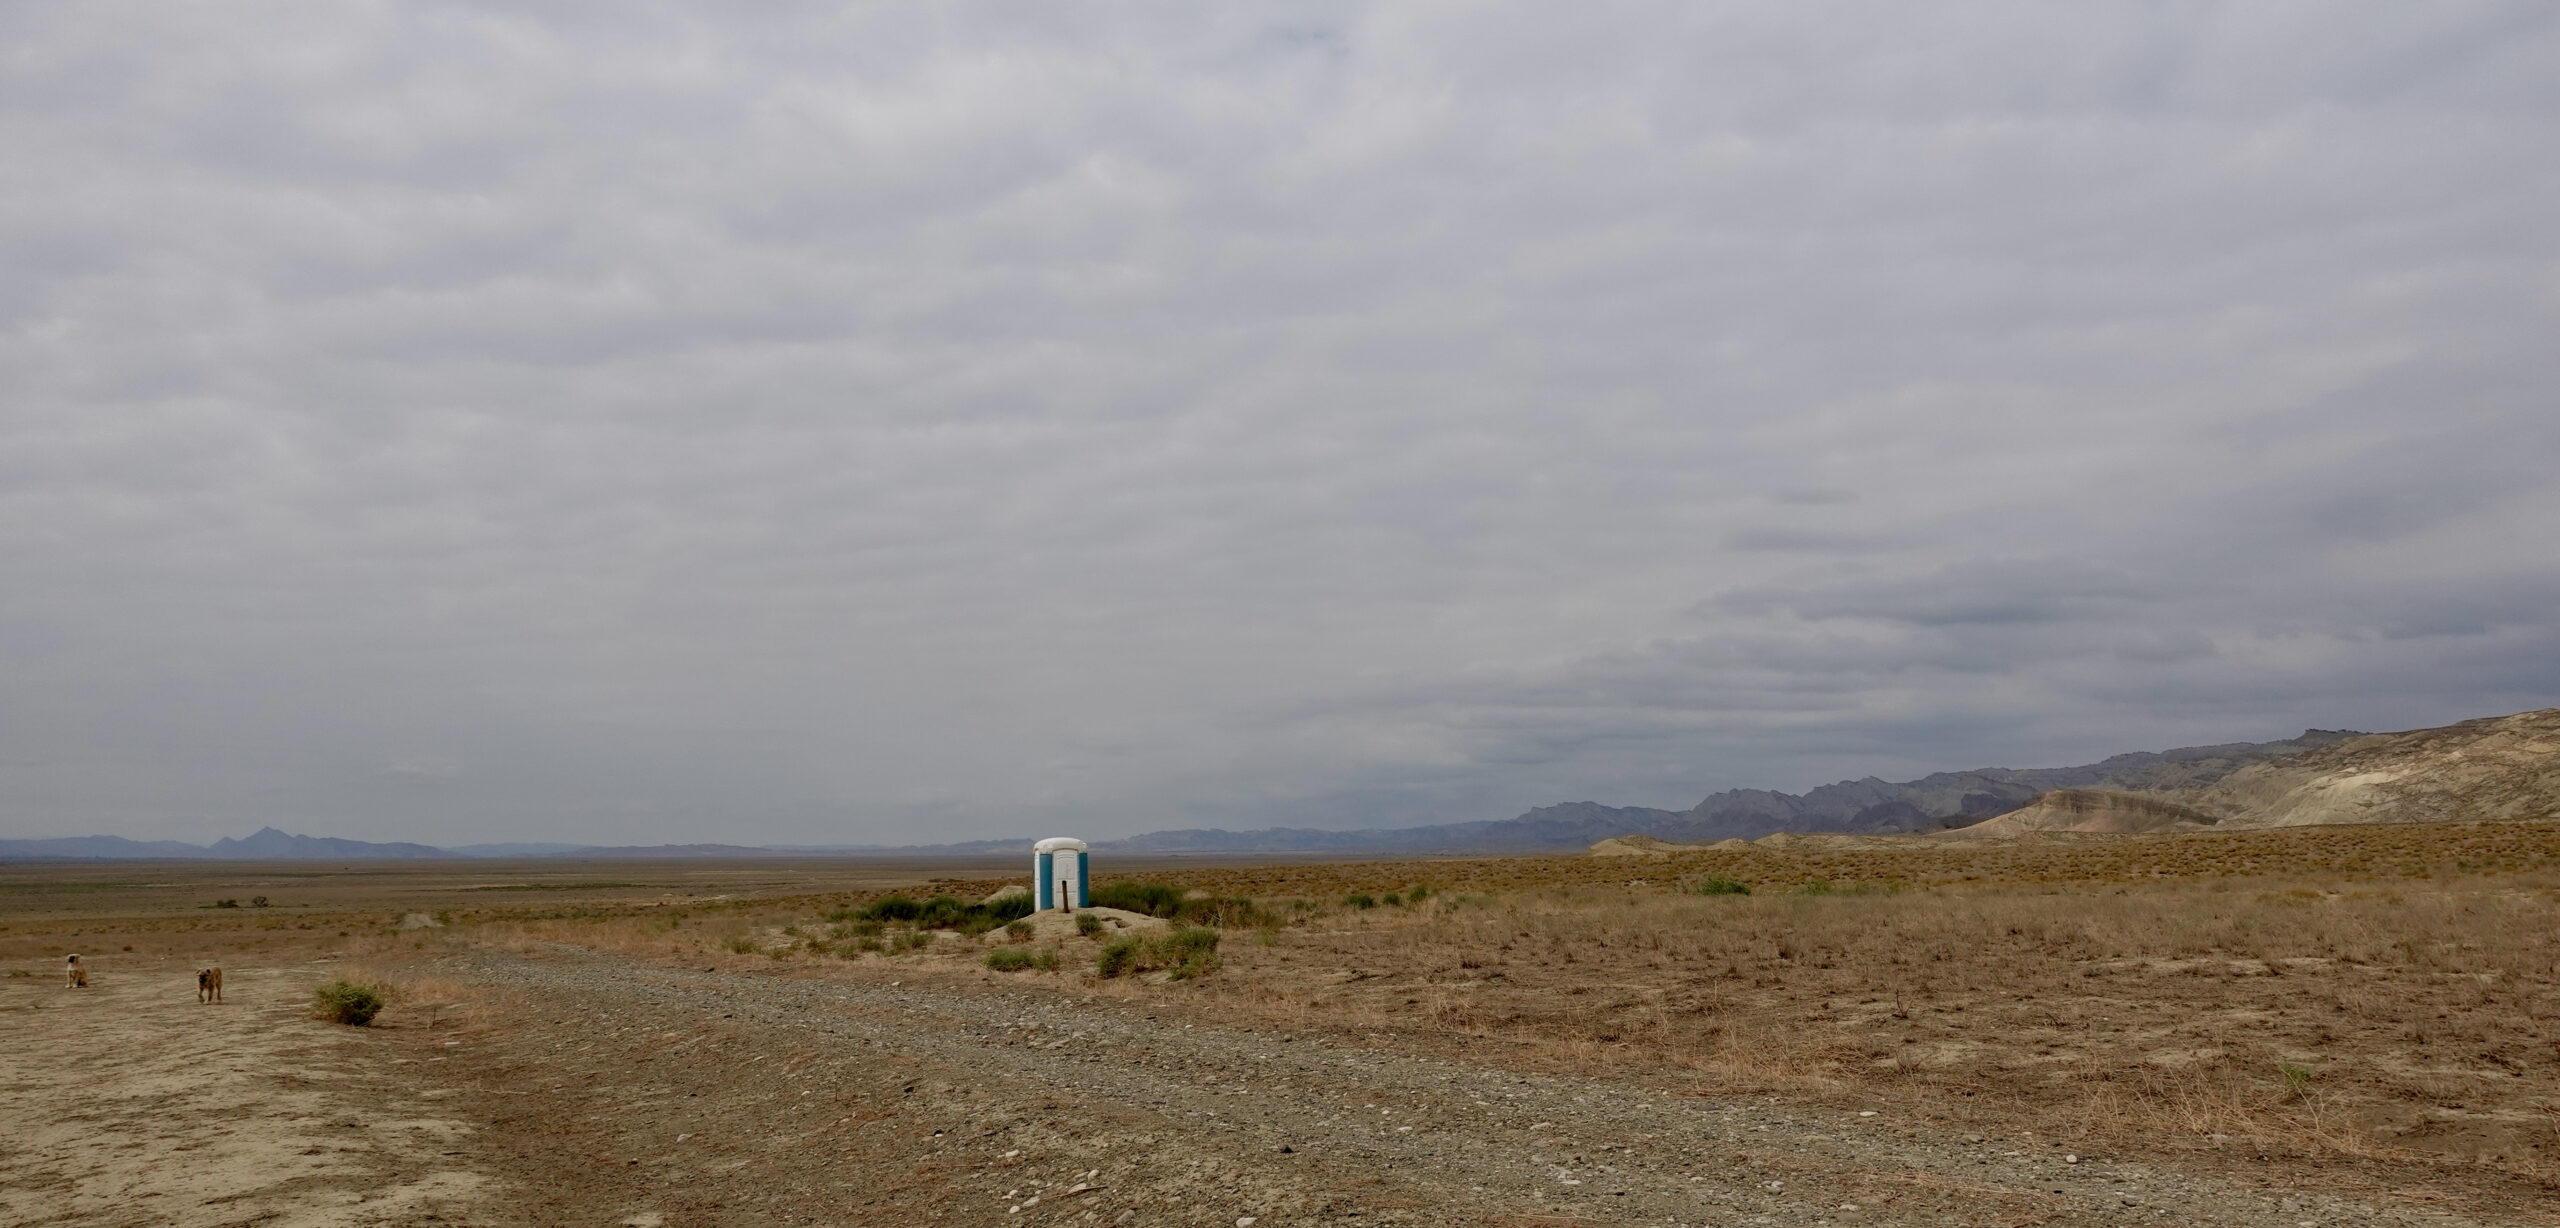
xmin=4 ymin=3 xmax=2556 ymax=847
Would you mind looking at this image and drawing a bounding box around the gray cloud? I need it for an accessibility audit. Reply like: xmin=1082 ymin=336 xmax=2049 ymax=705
xmin=2 ymin=2 xmax=2555 ymax=844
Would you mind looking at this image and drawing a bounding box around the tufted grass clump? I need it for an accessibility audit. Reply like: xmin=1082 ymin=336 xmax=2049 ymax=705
xmin=1095 ymin=926 xmax=1223 ymax=980
xmin=986 ymin=946 xmax=1059 ymax=973
xmin=1691 ymin=878 xmax=1752 ymax=896
xmin=312 ymin=980 xmax=386 ymax=1026
xmin=1089 ymin=881 xmax=1272 ymax=928
xmin=846 ymin=892 xmax=1034 ymax=934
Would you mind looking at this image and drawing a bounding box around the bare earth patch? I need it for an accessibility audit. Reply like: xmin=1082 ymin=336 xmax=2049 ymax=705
xmin=0 ymin=958 xmax=498 ymax=1227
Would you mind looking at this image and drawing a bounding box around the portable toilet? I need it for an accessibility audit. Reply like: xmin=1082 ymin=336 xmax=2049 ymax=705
xmin=1033 ymin=837 xmax=1089 ymax=912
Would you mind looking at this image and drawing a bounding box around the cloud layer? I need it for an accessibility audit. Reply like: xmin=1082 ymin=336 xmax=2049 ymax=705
xmin=4 ymin=2 xmax=2555 ymax=843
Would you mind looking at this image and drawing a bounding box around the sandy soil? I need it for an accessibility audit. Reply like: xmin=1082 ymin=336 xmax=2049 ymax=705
xmin=0 ymin=958 xmax=497 ymax=1227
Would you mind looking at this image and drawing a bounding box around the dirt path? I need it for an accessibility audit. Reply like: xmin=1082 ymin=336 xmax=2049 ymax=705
xmin=0 ymin=957 xmax=499 ymax=1227
xmin=431 ymin=945 xmax=2535 ymax=1228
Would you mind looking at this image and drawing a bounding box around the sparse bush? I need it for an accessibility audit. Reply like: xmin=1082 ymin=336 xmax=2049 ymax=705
xmin=1091 ymin=881 xmax=1186 ymax=917
xmin=312 ymin=980 xmax=385 ymax=1026
xmin=986 ymin=947 xmax=1059 ymax=973
xmin=1096 ymin=936 xmax=1141 ymax=978
xmin=725 ymin=936 xmax=759 ymax=954
xmin=2279 ymin=1062 xmax=2313 ymax=1097
xmin=1095 ymin=926 xmax=1223 ymax=980
xmin=1406 ymin=885 xmax=1432 ymax=903
xmin=1088 ymin=880 xmax=1268 ymax=927
xmin=1382 ymin=893 xmax=1403 ymax=907
xmin=1344 ymin=893 xmax=1377 ymax=910
xmin=858 ymin=891 xmax=1032 ymax=933
xmin=901 ymin=930 xmax=932 ymax=951
xmin=1692 ymin=879 xmax=1752 ymax=896
xmin=251 ymin=896 xmax=270 ymax=908
xmin=211 ymin=899 xmax=240 ymax=909
xmin=1004 ymin=920 xmax=1035 ymax=941
xmin=1174 ymin=895 xmax=1269 ymax=927
xmin=859 ymin=895 xmax=924 ymax=922
xmin=1075 ymin=911 xmax=1104 ymax=938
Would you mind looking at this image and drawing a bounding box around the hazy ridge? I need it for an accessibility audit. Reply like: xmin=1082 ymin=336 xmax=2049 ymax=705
xmin=0 ymin=720 xmax=2428 ymax=860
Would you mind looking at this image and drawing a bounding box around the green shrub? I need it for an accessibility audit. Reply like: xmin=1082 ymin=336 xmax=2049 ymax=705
xmin=1095 ymin=936 xmax=1142 ymax=978
xmin=312 ymin=980 xmax=386 ymax=1026
xmin=1344 ymin=893 xmax=1377 ymax=910
xmin=1175 ymin=895 xmax=1269 ymax=927
xmin=1094 ymin=926 xmax=1223 ymax=980
xmin=901 ymin=930 xmax=933 ymax=951
xmin=1086 ymin=881 xmax=1269 ymax=928
xmin=1692 ymin=878 xmax=1752 ymax=896
xmin=1405 ymin=885 xmax=1432 ymax=903
xmin=858 ymin=891 xmax=1033 ymax=932
xmin=859 ymin=895 xmax=924 ymax=922
xmin=725 ymin=936 xmax=759 ymax=954
xmin=1004 ymin=920 xmax=1035 ymax=941
xmin=986 ymin=947 xmax=1058 ymax=972
xmin=1074 ymin=911 xmax=1104 ymax=937
xmin=1090 ymin=881 xmax=1186 ymax=917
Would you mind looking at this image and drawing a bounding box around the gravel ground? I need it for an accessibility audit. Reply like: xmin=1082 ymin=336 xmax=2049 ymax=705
xmin=423 ymin=944 xmax=2536 ymax=1228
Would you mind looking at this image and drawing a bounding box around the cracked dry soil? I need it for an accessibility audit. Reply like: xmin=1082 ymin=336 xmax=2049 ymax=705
xmin=407 ymin=945 xmax=2535 ymax=1228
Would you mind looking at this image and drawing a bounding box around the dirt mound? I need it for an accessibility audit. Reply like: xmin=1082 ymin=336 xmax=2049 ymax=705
xmin=1939 ymin=789 xmax=2219 ymax=838
xmin=2190 ymin=708 xmax=2560 ymax=828
xmin=1749 ymin=830 xmax=1902 ymax=849
xmin=1589 ymin=835 xmax=1713 ymax=857
xmin=1011 ymin=906 xmax=1166 ymax=942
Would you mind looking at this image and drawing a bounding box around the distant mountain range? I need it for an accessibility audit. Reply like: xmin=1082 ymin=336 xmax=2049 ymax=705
xmin=2 ymin=720 xmax=2434 ymax=861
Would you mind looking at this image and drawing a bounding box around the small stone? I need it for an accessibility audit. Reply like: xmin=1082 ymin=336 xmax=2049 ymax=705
xmin=2065 ymin=1154 xmax=2079 ymax=1163
xmin=1238 ymin=1219 xmax=1258 ymax=1227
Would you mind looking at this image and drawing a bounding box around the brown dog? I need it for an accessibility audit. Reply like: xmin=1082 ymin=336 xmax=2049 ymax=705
xmin=197 ymin=966 xmax=223 ymax=1003
xmin=65 ymin=954 xmax=86 ymax=988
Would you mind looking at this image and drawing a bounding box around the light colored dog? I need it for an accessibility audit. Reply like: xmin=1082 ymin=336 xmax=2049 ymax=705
xmin=197 ymin=966 xmax=223 ymax=1003
xmin=65 ymin=954 xmax=86 ymax=988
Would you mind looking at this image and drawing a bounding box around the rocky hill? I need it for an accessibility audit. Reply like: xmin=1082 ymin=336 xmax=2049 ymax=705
xmin=1935 ymin=789 xmax=2222 ymax=838
xmin=2187 ymin=708 xmax=2560 ymax=828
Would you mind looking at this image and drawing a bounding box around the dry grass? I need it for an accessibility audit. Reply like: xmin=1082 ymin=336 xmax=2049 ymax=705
xmin=10 ymin=819 xmax=2558 ymax=1200
xmin=1185 ymin=874 xmax=2560 ymax=1188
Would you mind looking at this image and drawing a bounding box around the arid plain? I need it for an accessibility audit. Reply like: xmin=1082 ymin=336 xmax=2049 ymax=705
xmin=5 ymin=822 xmax=2557 ymax=1227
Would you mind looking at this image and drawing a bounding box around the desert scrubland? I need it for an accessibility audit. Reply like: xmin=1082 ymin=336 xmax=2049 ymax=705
xmin=4 ymin=821 xmax=2558 ymax=1226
